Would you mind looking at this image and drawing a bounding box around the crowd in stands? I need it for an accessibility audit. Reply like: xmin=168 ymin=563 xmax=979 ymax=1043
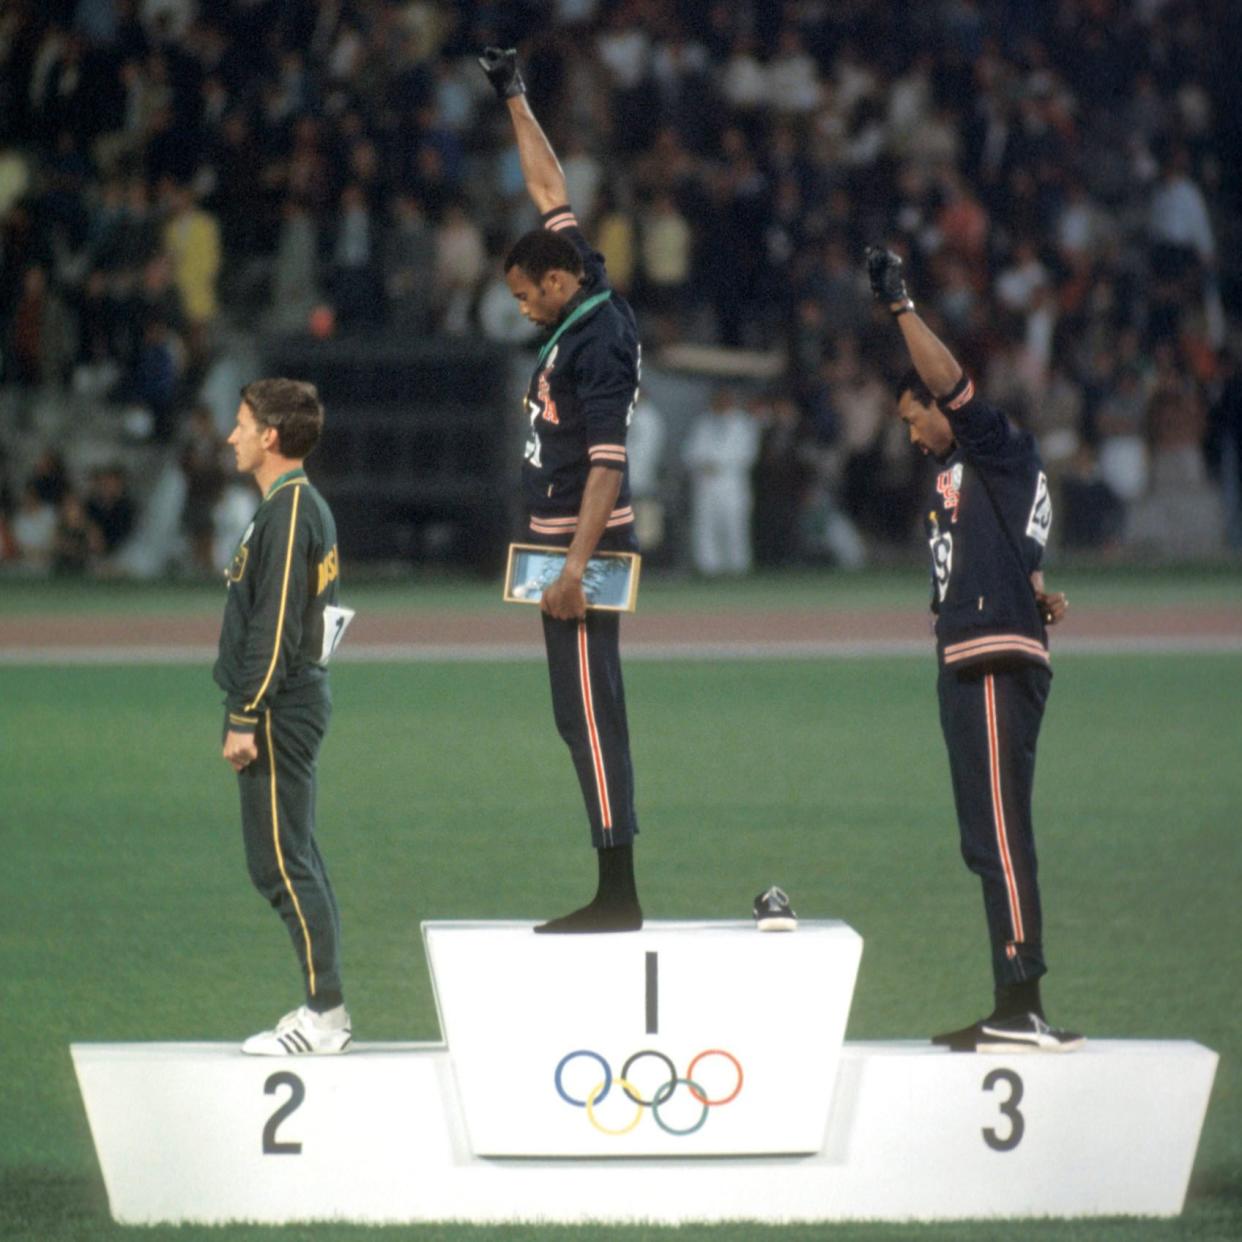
xmin=0 ymin=0 xmax=1238 ymax=576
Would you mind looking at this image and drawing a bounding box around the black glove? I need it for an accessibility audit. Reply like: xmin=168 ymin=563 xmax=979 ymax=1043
xmin=478 ymin=47 xmax=526 ymax=100
xmin=865 ymin=246 xmax=913 ymax=312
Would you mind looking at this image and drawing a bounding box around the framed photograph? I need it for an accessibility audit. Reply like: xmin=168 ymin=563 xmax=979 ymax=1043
xmin=503 ymin=543 xmax=641 ymax=613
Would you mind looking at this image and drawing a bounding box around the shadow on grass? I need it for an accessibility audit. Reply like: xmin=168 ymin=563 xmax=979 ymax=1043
xmin=0 ymin=1165 xmax=113 ymax=1240
xmin=1189 ymin=1163 xmax=1242 ymax=1208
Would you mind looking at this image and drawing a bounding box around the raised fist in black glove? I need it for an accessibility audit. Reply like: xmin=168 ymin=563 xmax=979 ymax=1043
xmin=865 ymin=246 xmax=913 ymax=313
xmin=478 ymin=47 xmax=526 ymax=100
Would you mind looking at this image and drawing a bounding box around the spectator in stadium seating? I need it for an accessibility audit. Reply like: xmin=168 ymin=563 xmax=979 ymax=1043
xmin=0 ymin=144 xmax=31 ymax=217
xmin=560 ymin=133 xmax=603 ymax=225
xmin=179 ymin=403 xmax=227 ymax=575
xmin=384 ymin=192 xmax=436 ymax=336
xmin=995 ymin=239 xmax=1050 ymax=317
xmin=831 ymin=339 xmax=893 ymax=499
xmin=268 ymin=198 xmax=321 ymax=335
xmin=108 ymin=178 xmax=161 ymax=274
xmin=71 ymin=269 xmax=124 ymax=397
xmin=1059 ymin=444 xmax=1126 ymax=552
xmin=626 ymin=395 xmax=668 ymax=555
xmin=52 ymin=489 xmax=99 ymax=576
xmin=162 ymin=181 xmax=222 ymax=362
xmin=1206 ymin=350 xmax=1242 ymax=549
xmin=433 ymin=200 xmax=485 ymax=335
xmin=593 ymin=187 xmax=637 ymax=295
xmin=205 ymin=111 xmax=269 ymax=259
xmin=0 ymin=0 xmax=1234 ymax=567
xmin=1094 ymin=362 xmax=1150 ymax=508
xmin=7 ymin=266 xmax=73 ymax=394
xmin=29 ymin=450 xmax=70 ymax=508
xmin=766 ymin=27 xmax=820 ymax=115
xmin=1128 ymin=341 xmax=1223 ymax=557
xmin=637 ymin=192 xmax=691 ymax=342
xmin=125 ymin=251 xmax=185 ymax=350
xmin=1031 ymin=360 xmax=1087 ymax=512
xmin=1148 ymin=146 xmax=1215 ymax=283
xmin=84 ymin=465 xmax=136 ymax=557
xmin=330 ymin=183 xmax=382 ymax=329
xmin=752 ymin=392 xmax=814 ymax=568
xmin=11 ymin=482 xmax=58 ymax=573
xmin=682 ymin=387 xmax=761 ymax=576
xmin=126 ymin=316 xmax=183 ymax=441
xmin=0 ymin=447 xmax=15 ymax=561
xmin=719 ymin=33 xmax=768 ymax=117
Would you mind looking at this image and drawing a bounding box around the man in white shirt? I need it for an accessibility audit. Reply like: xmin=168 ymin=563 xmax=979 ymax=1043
xmin=683 ymin=387 xmax=760 ymax=575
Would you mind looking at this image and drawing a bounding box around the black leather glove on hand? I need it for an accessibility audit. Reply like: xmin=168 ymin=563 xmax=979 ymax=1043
xmin=478 ymin=47 xmax=526 ymax=100
xmin=865 ymin=246 xmax=913 ymax=313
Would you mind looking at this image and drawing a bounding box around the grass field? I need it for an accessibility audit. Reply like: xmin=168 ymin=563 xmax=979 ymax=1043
xmin=1 ymin=573 xmax=1239 ymax=1240
xmin=2 ymin=561 xmax=1241 ymax=617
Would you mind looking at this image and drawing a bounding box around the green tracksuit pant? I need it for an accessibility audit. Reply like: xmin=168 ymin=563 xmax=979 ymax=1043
xmin=235 ymin=695 xmax=344 ymax=1011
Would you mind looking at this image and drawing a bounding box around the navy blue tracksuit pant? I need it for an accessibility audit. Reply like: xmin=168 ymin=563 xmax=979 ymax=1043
xmin=938 ymin=660 xmax=1050 ymax=992
xmin=542 ymin=609 xmax=639 ymax=849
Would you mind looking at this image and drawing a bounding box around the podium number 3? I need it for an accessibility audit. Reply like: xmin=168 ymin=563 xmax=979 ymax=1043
xmin=263 ymin=1072 xmax=305 ymax=1155
xmin=982 ymin=1068 xmax=1024 ymax=1152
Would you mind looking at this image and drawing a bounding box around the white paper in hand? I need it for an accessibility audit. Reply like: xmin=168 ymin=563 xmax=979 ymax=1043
xmin=319 ymin=604 xmax=356 ymax=665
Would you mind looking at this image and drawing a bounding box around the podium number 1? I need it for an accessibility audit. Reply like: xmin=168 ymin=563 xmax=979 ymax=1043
xmin=263 ymin=1072 xmax=305 ymax=1155
xmin=646 ymin=951 xmax=658 ymax=1034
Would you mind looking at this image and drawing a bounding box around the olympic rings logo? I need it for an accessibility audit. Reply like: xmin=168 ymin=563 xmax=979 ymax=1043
xmin=554 ymin=1048 xmax=743 ymax=1136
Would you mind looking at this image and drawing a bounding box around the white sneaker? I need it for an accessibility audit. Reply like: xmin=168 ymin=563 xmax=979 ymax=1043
xmin=241 ymin=1004 xmax=352 ymax=1056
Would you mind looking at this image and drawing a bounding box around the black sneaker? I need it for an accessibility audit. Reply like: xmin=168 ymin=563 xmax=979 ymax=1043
xmin=753 ymin=886 xmax=797 ymax=931
xmin=933 ymin=1012 xmax=1085 ymax=1053
xmin=978 ymin=1012 xmax=1085 ymax=1053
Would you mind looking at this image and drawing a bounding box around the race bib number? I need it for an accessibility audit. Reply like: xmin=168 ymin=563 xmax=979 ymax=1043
xmin=930 ymin=529 xmax=954 ymax=603
xmin=319 ymin=605 xmax=356 ymax=666
xmin=1025 ymin=472 xmax=1051 ymax=547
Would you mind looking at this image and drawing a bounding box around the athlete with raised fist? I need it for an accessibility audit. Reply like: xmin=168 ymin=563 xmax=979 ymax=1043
xmin=867 ymin=246 xmax=1083 ymax=1053
xmin=481 ymin=47 xmax=643 ymax=933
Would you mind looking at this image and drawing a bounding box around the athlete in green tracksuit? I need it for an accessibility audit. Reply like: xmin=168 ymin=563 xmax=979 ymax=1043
xmin=214 ymin=377 xmax=352 ymax=1055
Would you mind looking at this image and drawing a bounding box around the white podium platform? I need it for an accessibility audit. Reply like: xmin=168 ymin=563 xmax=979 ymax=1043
xmin=423 ymin=919 xmax=862 ymax=1156
xmin=71 ymin=920 xmax=1219 ymax=1226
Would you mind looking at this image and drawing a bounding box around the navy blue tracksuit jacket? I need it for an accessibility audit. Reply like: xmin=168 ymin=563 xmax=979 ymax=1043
xmin=925 ymin=375 xmax=1055 ymax=993
xmin=520 ymin=204 xmax=641 ymax=849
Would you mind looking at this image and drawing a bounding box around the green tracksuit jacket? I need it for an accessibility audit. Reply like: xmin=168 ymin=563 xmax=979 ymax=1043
xmin=213 ymin=468 xmax=339 ymax=729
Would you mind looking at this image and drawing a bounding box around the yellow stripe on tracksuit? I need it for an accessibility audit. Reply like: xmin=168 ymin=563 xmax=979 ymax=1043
xmin=265 ymin=711 xmax=317 ymax=996
xmin=247 ymin=483 xmax=315 ymax=994
xmin=245 ymin=485 xmax=302 ymax=713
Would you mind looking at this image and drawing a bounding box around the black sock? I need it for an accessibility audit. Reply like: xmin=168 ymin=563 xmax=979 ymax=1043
xmin=533 ymin=843 xmax=642 ymax=934
xmin=994 ymin=978 xmax=1043 ymax=1020
xmin=596 ymin=842 xmax=637 ymax=907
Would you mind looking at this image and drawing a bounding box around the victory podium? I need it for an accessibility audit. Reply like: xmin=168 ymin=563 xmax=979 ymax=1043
xmin=72 ymin=920 xmax=1218 ymax=1226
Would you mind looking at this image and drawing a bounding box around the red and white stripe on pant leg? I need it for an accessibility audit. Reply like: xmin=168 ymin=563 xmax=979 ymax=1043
xmin=577 ymin=621 xmax=613 ymax=833
xmin=984 ymin=673 xmax=1024 ymax=958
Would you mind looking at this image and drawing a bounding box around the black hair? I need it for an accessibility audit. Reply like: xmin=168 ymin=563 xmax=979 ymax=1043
xmin=895 ymin=367 xmax=936 ymax=408
xmin=240 ymin=378 xmax=325 ymax=459
xmin=503 ymin=228 xmax=584 ymax=281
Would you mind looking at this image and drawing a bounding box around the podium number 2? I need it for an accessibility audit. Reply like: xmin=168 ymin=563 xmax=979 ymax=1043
xmin=982 ymin=1068 xmax=1024 ymax=1152
xmin=263 ymin=1072 xmax=304 ymax=1155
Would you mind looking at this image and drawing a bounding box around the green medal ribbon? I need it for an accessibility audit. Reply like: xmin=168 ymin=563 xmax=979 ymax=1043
xmin=537 ymin=290 xmax=612 ymax=366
